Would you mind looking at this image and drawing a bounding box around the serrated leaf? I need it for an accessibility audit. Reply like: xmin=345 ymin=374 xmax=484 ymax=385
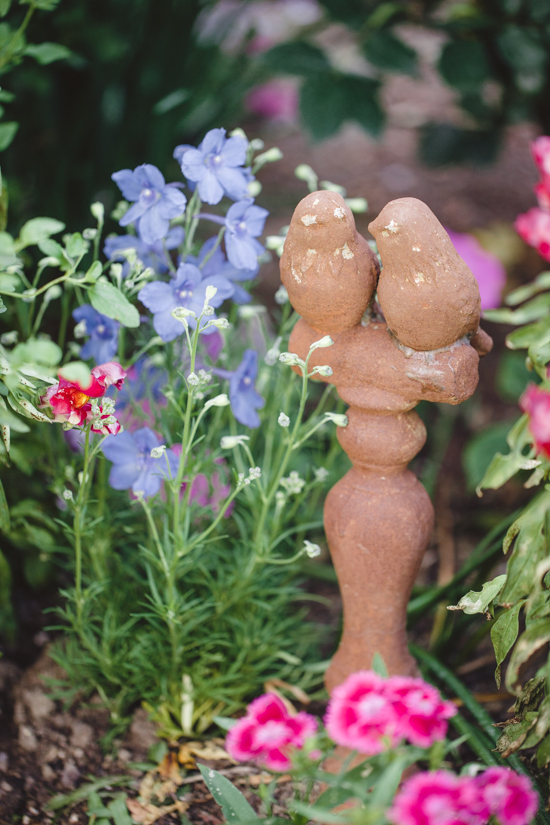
xmin=506 ymin=620 xmax=550 ymax=692
xmin=0 ymin=121 xmax=18 ymax=152
xmin=0 ymin=477 xmax=9 ymax=531
xmin=89 ymin=282 xmax=139 ymax=328
xmin=262 ymin=41 xmax=330 ymax=76
xmin=198 ymin=764 xmax=257 ymax=824
xmin=491 ymin=601 xmax=524 ymax=687
xmin=448 ymin=574 xmax=507 ymax=615
xmin=24 ymin=42 xmax=71 ymax=65
xmin=18 ymin=217 xmax=65 ymax=249
xmin=438 ymin=39 xmax=491 ymax=91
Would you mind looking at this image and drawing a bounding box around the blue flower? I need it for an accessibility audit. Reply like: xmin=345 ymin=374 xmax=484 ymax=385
xmin=225 ymin=199 xmax=268 ymax=271
xmin=72 ymin=304 xmax=120 ymax=364
xmin=179 ymin=128 xmax=250 ymax=205
xmin=102 ymin=427 xmax=179 ymax=498
xmin=138 ymin=263 xmax=234 ymax=342
xmin=104 ymin=226 xmax=184 ymax=277
xmin=215 ymin=349 xmax=264 ymax=428
xmin=112 ymin=164 xmax=187 ymax=245
xmin=187 ymin=237 xmax=258 ymax=305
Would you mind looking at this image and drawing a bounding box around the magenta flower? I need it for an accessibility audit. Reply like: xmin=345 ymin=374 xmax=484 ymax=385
xmin=388 ymin=771 xmax=489 ymax=825
xmin=520 ymin=383 xmax=550 ymax=459
xmin=386 ymin=676 xmax=457 ymax=748
xmin=477 ymin=767 xmax=538 ymax=825
xmin=446 ymin=229 xmax=506 ymax=310
xmin=246 ymin=79 xmax=299 ymax=122
xmin=532 ymin=136 xmax=550 ymax=183
xmin=226 ymin=693 xmax=317 ymax=771
xmin=515 ymin=207 xmax=550 ymax=262
xmin=324 ymin=671 xmax=399 ymax=755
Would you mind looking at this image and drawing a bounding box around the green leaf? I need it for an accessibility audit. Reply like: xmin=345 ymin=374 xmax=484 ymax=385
xmin=507 ymin=620 xmax=550 ymax=692
xmin=0 ymin=294 xmax=4 ymax=313
xmin=198 ymin=764 xmax=257 ymax=824
xmin=212 ymin=715 xmax=237 ymax=731
xmin=0 ymin=0 xmax=11 ymax=16
xmin=420 ymin=123 xmax=500 ymax=167
xmin=463 ymin=421 xmax=512 ymax=492
xmin=300 ymin=73 xmax=383 ymax=142
xmin=37 ymin=238 xmax=63 ymax=260
xmin=496 ymin=712 xmax=538 ymax=755
xmin=0 ymin=477 xmax=9 ymax=531
xmin=0 ymin=121 xmax=18 ymax=152
xmin=0 ymin=402 xmax=30 ymax=432
xmin=58 ymin=361 xmax=91 ymax=386
xmin=506 ymin=272 xmax=550 ymax=306
xmin=484 ymin=294 xmax=550 ymax=325
xmin=438 ymin=39 xmax=491 ymax=91
xmin=491 ymin=601 xmax=525 ymax=687
xmin=538 ymin=732 xmax=550 ymax=768
xmin=23 ymin=42 xmax=71 ymax=64
xmin=476 ymin=450 xmax=528 ymax=494
xmin=89 ymin=282 xmax=140 ymax=328
xmin=262 ymin=41 xmax=330 ymax=75
xmin=18 ymin=217 xmax=65 ymax=249
xmin=363 ymin=30 xmax=417 ymax=75
xmin=12 ymin=338 xmax=62 ymax=366
xmin=107 ymin=797 xmax=133 ymax=825
xmin=372 ymin=651 xmax=388 ymax=677
xmin=341 ymin=75 xmax=384 ymax=137
xmin=83 ymin=260 xmax=102 ymax=282
xmin=448 ymin=574 xmax=507 ymax=615
xmin=506 ymin=318 xmax=550 ymax=351
xmin=497 ymin=25 xmax=547 ymax=79
xmin=496 ymin=351 xmax=534 ymax=403
xmin=64 ymin=232 xmax=88 ymax=258
xmin=153 ymin=88 xmax=190 ymax=115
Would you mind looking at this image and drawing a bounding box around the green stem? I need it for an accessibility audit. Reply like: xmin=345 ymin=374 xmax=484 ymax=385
xmin=73 ymin=425 xmax=91 ymax=628
xmin=0 ymin=5 xmax=34 ymax=71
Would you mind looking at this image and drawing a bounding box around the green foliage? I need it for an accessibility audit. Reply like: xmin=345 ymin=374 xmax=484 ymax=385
xmin=198 ymin=764 xmax=257 ymax=824
xmin=300 ymin=73 xmax=384 ymax=142
xmin=88 ymin=282 xmax=140 ymax=328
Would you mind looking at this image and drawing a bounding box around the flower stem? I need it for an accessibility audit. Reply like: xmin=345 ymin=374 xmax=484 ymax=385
xmin=73 ymin=425 xmax=91 ymax=628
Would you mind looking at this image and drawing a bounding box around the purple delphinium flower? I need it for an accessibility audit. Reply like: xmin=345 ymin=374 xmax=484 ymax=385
xmin=225 ymin=199 xmax=268 ymax=271
xmin=102 ymin=427 xmax=179 ymax=498
xmin=446 ymin=229 xmax=506 ymax=311
xmin=187 ymin=237 xmax=257 ymax=304
xmin=179 ymin=128 xmax=250 ymax=205
xmin=214 ymin=349 xmax=264 ymax=428
xmin=72 ymin=304 xmax=120 ymax=364
xmin=104 ymin=226 xmax=184 ymax=277
xmin=138 ymin=263 xmax=234 ymax=342
xmin=112 ymin=164 xmax=187 ymax=245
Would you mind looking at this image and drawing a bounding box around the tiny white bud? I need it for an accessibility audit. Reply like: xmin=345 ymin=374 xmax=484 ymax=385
xmin=278 ymin=412 xmax=290 ymax=428
xmin=150 ymin=445 xmax=167 ymax=458
xmin=207 ymin=317 xmax=230 ymax=329
xmin=320 ymin=180 xmax=347 ymax=196
xmin=172 ymin=306 xmax=196 ymax=319
xmin=274 ymin=285 xmax=289 ymax=305
xmin=187 ymin=372 xmax=200 ymax=387
xmin=62 ymin=489 xmax=74 ymax=502
xmin=311 ymin=365 xmax=333 ymax=377
xmin=304 ymin=540 xmax=321 ymax=558
xmin=0 ymin=331 xmax=17 ymax=345
xmin=203 ymin=305 xmax=215 ymax=316
xmin=248 ymin=180 xmax=262 ymax=197
xmin=310 ymin=335 xmax=334 ymax=350
xmin=73 ymin=320 xmax=87 ymax=339
xmin=204 ymin=393 xmax=230 ymax=410
xmin=265 ymin=336 xmax=283 ymax=366
xmin=110 ymin=262 xmax=123 ymax=279
xmin=279 ymin=352 xmax=303 ymax=367
xmin=44 ymin=284 xmax=63 ymax=304
xmin=295 ymin=164 xmax=318 ymax=191
xmin=314 ymin=467 xmax=329 ymax=482
xmin=231 ymin=127 xmax=249 ymax=141
xmin=221 ymin=435 xmax=250 ymax=449
xmin=91 ymin=202 xmax=105 ymax=222
xmin=249 ymin=137 xmax=264 ymax=150
xmin=325 ymin=412 xmax=348 ymax=427
xmin=205 ymin=285 xmax=218 ymax=301
xmin=82 ymin=227 xmax=98 ymax=240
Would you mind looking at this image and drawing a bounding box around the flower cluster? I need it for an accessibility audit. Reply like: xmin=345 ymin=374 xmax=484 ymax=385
xmin=226 ymin=693 xmax=317 ymax=771
xmin=325 ymin=670 xmax=457 ymax=754
xmin=520 ymin=383 xmax=550 ymax=459
xmin=515 ymin=136 xmax=550 ymax=261
xmin=390 ymin=767 xmax=537 ymax=825
xmin=41 ymin=362 xmax=126 ymax=435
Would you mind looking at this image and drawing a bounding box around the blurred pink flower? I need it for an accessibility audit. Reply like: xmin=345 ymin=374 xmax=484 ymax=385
xmin=188 ymin=462 xmax=234 ymax=517
xmin=515 ymin=207 xmax=550 ymax=262
xmin=520 ymin=383 xmax=550 ymax=458
xmin=386 ymin=676 xmax=456 ymax=748
xmin=226 ymin=693 xmax=317 ymax=771
xmin=446 ymin=229 xmax=506 ymax=310
xmin=388 ymin=771 xmax=489 ymax=825
xmin=477 ymin=768 xmax=538 ymax=825
xmin=247 ymin=79 xmax=299 ymax=122
xmin=324 ymin=671 xmax=399 ymax=755
xmin=532 ymin=136 xmax=550 ymax=183
xmin=535 ymin=181 xmax=550 ymax=211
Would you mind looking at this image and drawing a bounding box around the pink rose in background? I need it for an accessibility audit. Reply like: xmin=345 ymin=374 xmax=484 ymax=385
xmin=386 ymin=676 xmax=457 ymax=748
xmin=520 ymin=383 xmax=550 ymax=458
xmin=446 ymin=229 xmax=506 ymax=310
xmin=532 ymin=136 xmax=550 ymax=183
xmin=516 ymin=136 xmax=550 ymax=261
xmin=477 ymin=768 xmax=538 ymax=825
xmin=247 ymin=79 xmax=299 ymax=122
xmin=226 ymin=693 xmax=317 ymax=771
xmin=389 ymin=771 xmax=489 ymax=825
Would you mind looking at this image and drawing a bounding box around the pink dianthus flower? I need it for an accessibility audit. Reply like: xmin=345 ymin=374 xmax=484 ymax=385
xmin=520 ymin=383 xmax=550 ymax=459
xmin=515 ymin=208 xmax=550 ymax=262
xmin=477 ymin=767 xmax=538 ymax=825
xmin=226 ymin=693 xmax=317 ymax=772
xmin=388 ymin=770 xmax=489 ymax=825
xmin=324 ymin=671 xmax=399 ymax=755
xmin=386 ymin=676 xmax=457 ymax=748
xmin=532 ymin=136 xmax=550 ymax=183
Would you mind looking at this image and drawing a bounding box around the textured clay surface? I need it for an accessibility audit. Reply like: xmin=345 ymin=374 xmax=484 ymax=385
xmin=282 ymin=190 xmax=492 ymax=691
xmin=280 ymin=191 xmax=379 ymax=334
xmin=369 ymin=197 xmax=481 ymax=351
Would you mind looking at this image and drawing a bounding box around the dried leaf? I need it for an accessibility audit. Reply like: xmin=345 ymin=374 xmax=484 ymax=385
xmin=264 ymin=678 xmax=311 ymax=705
xmin=126 ymin=797 xmax=188 ymax=825
xmin=178 ymin=739 xmax=233 ymax=769
xmin=157 ymin=751 xmax=182 ymax=781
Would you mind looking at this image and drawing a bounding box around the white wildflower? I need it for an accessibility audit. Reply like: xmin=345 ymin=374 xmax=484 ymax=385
xmin=278 ymin=412 xmax=290 ymax=428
